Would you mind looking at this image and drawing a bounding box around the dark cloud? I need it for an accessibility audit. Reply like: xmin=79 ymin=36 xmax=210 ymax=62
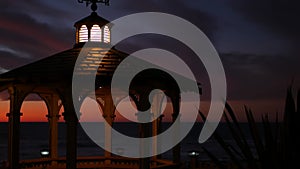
xmin=0 ymin=9 xmax=73 ymax=69
xmin=229 ymin=0 xmax=300 ymax=43
xmin=10 ymin=1 xmax=73 ymax=19
xmin=221 ymin=52 xmax=300 ymax=100
xmin=220 ymin=1 xmax=300 ymax=100
xmin=111 ymin=0 xmax=217 ymax=39
xmin=0 ymin=51 xmax=30 ymax=69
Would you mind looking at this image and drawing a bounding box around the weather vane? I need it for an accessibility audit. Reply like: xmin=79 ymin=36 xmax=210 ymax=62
xmin=78 ymin=0 xmax=109 ymax=12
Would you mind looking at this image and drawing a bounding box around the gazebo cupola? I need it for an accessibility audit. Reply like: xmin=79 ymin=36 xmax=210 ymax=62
xmin=74 ymin=0 xmax=111 ymax=47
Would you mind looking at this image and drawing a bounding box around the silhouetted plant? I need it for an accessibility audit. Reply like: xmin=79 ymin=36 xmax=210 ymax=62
xmin=199 ymin=87 xmax=300 ymax=169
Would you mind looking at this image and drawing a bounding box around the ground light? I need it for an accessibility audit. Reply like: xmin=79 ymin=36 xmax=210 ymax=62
xmin=40 ymin=149 xmax=50 ymax=158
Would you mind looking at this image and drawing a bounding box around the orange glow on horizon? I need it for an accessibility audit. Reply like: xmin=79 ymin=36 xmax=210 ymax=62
xmin=0 ymin=100 xmax=65 ymax=122
xmin=0 ymin=98 xmax=285 ymax=122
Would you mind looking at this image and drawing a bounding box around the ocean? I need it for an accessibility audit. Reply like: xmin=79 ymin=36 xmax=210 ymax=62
xmin=0 ymin=122 xmax=256 ymax=162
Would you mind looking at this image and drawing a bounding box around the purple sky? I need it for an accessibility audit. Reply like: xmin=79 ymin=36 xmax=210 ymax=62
xmin=0 ymin=0 xmax=299 ymax=119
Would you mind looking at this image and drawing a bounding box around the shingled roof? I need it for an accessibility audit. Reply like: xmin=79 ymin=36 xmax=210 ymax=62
xmin=0 ymin=46 xmax=127 ymax=86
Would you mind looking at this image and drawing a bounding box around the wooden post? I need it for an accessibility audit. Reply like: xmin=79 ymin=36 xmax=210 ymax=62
xmin=138 ymin=121 xmax=151 ymax=169
xmin=43 ymin=94 xmax=61 ymax=167
xmin=6 ymin=87 xmax=25 ymax=169
xmin=171 ymin=96 xmax=181 ymax=165
xmin=151 ymin=91 xmax=165 ymax=162
xmin=103 ymin=94 xmax=115 ymax=165
xmin=136 ymin=93 xmax=152 ymax=169
xmin=63 ymin=94 xmax=80 ymax=169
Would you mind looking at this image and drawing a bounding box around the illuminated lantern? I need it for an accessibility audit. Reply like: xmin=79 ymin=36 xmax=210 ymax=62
xmin=74 ymin=9 xmax=111 ymax=46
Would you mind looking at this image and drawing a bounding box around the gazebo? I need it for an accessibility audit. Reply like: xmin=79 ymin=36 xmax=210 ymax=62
xmin=0 ymin=1 xmax=189 ymax=169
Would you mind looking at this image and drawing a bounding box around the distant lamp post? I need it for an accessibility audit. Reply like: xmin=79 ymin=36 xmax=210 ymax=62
xmin=40 ymin=149 xmax=50 ymax=158
xmin=188 ymin=150 xmax=200 ymax=169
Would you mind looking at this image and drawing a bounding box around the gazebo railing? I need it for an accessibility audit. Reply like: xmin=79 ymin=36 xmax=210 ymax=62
xmin=17 ymin=156 xmax=177 ymax=169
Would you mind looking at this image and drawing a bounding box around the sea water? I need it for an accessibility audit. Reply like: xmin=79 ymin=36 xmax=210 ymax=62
xmin=0 ymin=122 xmax=256 ymax=162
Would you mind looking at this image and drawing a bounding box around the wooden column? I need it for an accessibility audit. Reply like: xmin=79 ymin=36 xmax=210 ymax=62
xmin=151 ymin=91 xmax=165 ymax=161
xmin=103 ymin=94 xmax=115 ymax=165
xmin=135 ymin=94 xmax=152 ymax=169
xmin=171 ymin=96 xmax=181 ymax=165
xmin=6 ymin=87 xmax=26 ymax=169
xmin=43 ymin=94 xmax=61 ymax=166
xmin=63 ymin=95 xmax=80 ymax=169
xmin=136 ymin=117 xmax=151 ymax=169
xmin=156 ymin=115 xmax=164 ymax=159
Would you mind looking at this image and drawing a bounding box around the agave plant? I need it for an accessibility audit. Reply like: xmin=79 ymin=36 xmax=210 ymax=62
xmin=199 ymin=87 xmax=300 ymax=169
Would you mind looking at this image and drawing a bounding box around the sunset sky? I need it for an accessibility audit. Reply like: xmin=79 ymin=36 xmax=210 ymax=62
xmin=0 ymin=0 xmax=299 ymax=122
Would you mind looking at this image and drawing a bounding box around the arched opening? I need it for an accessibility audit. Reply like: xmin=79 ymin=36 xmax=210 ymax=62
xmin=112 ymin=96 xmax=140 ymax=156
xmin=77 ymin=97 xmax=104 ymax=157
xmin=90 ymin=25 xmax=102 ymax=42
xmin=80 ymin=97 xmax=103 ymax=122
xmin=19 ymin=93 xmax=49 ymax=160
xmin=0 ymin=90 xmax=9 ymax=162
xmin=79 ymin=25 xmax=89 ymax=42
xmin=114 ymin=96 xmax=138 ymax=123
xmin=77 ymin=95 xmax=141 ymax=157
xmin=0 ymin=90 xmax=9 ymax=122
xmin=103 ymin=26 xmax=110 ymax=43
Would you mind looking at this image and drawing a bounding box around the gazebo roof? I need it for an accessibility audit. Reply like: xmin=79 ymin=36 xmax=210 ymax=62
xmin=0 ymin=45 xmax=201 ymax=95
xmin=0 ymin=46 xmax=127 ymax=89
